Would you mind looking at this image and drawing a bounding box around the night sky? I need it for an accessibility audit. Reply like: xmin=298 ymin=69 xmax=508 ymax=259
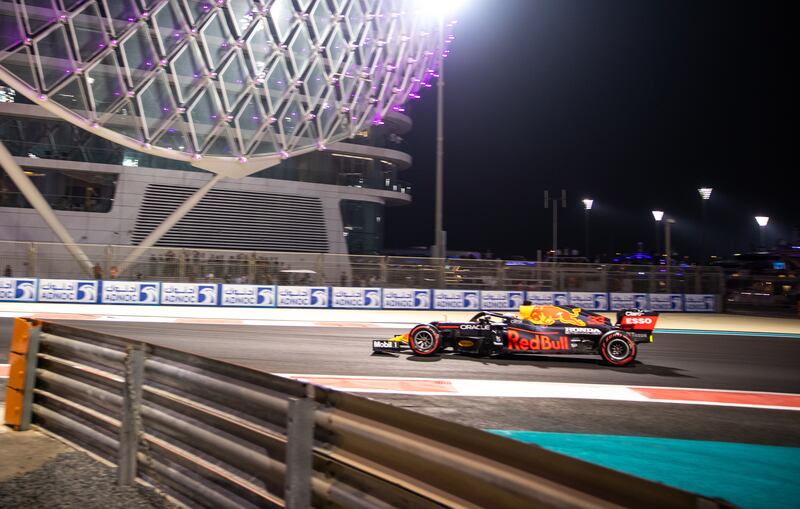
xmin=384 ymin=0 xmax=795 ymax=261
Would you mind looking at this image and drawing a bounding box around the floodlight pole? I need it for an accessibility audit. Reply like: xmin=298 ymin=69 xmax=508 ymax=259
xmin=665 ymin=218 xmax=675 ymax=293
xmin=544 ymin=190 xmax=566 ymax=261
xmin=0 ymin=141 xmax=95 ymax=276
xmin=434 ymin=15 xmax=446 ymax=261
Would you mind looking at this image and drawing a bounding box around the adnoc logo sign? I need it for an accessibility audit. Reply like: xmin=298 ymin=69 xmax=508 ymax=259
xmin=0 ymin=278 xmax=38 ymax=302
xmin=331 ymin=287 xmax=381 ymax=309
xmin=101 ymin=281 xmax=160 ymax=305
xmin=569 ymin=292 xmax=609 ymax=311
xmin=38 ymin=279 xmax=98 ymax=303
xmin=684 ymin=294 xmax=716 ymax=312
xmin=160 ymin=283 xmax=218 ymax=306
xmin=382 ymin=288 xmax=431 ymax=309
xmin=220 ymin=285 xmax=276 ymax=307
xmin=610 ymin=293 xmax=649 ymax=310
xmin=481 ymin=291 xmax=524 ymax=311
xmin=277 ymin=286 xmax=329 ymax=308
xmin=433 ymin=290 xmax=480 ymax=310
xmin=525 ymin=292 xmax=569 ymax=306
xmin=649 ymin=293 xmax=684 ymax=311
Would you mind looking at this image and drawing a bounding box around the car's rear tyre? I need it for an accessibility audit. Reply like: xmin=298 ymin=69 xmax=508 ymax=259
xmin=408 ymin=325 xmax=440 ymax=356
xmin=599 ymin=332 xmax=636 ymax=366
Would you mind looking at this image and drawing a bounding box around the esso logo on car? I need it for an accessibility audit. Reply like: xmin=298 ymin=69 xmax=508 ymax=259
xmin=460 ymin=324 xmax=489 ymax=330
xmin=623 ymin=316 xmax=653 ymax=325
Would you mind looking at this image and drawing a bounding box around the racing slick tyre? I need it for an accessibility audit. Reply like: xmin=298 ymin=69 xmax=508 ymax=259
xmin=408 ymin=325 xmax=441 ymax=356
xmin=599 ymin=332 xmax=637 ymax=366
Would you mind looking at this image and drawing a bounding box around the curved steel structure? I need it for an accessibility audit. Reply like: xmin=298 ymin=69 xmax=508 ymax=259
xmin=0 ymin=0 xmax=450 ymax=177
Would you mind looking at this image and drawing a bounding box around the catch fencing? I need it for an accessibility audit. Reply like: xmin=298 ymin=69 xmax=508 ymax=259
xmin=4 ymin=318 xmax=732 ymax=508
xmin=0 ymin=240 xmax=725 ymax=294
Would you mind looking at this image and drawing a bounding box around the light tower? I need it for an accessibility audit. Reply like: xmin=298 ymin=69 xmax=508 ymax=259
xmin=697 ymin=187 xmax=712 ymax=263
xmin=652 ymin=210 xmax=664 ymax=259
xmin=582 ymin=198 xmax=593 ymax=260
xmin=755 ymin=216 xmax=769 ymax=249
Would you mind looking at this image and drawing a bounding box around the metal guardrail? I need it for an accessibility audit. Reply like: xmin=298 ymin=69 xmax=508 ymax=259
xmin=0 ymin=240 xmax=725 ymax=294
xmin=4 ymin=318 xmax=732 ymax=508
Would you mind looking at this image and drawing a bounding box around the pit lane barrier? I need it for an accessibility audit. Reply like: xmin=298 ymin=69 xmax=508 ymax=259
xmin=0 ymin=277 xmax=719 ymax=312
xmin=3 ymin=318 xmax=733 ymax=508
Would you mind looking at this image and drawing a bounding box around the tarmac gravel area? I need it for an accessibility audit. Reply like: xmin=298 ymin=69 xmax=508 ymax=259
xmin=0 ymin=428 xmax=173 ymax=509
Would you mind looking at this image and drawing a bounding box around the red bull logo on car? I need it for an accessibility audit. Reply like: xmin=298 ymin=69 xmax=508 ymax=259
xmin=507 ymin=329 xmax=569 ymax=351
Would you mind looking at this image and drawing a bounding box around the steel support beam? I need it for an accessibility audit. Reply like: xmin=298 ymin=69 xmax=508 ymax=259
xmin=118 ymin=174 xmax=224 ymax=275
xmin=118 ymin=345 xmax=144 ymax=486
xmin=0 ymin=141 xmax=95 ymax=276
xmin=284 ymin=397 xmax=314 ymax=509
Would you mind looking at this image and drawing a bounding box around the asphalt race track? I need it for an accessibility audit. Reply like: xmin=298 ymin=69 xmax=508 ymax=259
xmin=3 ymin=318 xmax=798 ymax=447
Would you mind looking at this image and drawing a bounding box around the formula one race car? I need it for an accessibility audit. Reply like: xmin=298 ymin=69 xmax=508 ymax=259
xmin=372 ymin=305 xmax=659 ymax=366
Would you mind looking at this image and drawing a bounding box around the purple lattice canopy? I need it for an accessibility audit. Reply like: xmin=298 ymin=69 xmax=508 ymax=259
xmin=0 ymin=0 xmax=451 ymax=176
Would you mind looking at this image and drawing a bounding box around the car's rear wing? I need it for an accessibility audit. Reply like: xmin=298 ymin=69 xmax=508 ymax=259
xmin=615 ymin=309 xmax=660 ymax=332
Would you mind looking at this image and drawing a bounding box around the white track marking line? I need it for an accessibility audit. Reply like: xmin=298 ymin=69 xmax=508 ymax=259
xmin=279 ymin=374 xmax=800 ymax=412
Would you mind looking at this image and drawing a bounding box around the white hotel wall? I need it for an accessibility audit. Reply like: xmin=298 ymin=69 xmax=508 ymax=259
xmin=1 ymin=155 xmax=410 ymax=254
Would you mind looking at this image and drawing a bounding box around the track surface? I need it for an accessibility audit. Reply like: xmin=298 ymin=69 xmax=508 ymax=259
xmin=3 ymin=318 xmax=798 ymax=447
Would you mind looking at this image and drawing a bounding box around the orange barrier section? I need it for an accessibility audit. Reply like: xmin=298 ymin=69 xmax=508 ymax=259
xmin=4 ymin=318 xmax=37 ymax=429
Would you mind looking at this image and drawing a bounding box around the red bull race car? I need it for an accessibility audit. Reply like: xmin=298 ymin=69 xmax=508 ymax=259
xmin=372 ymin=305 xmax=659 ymax=366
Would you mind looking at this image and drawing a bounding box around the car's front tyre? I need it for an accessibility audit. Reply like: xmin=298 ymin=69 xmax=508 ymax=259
xmin=408 ymin=325 xmax=441 ymax=356
xmin=599 ymin=332 xmax=637 ymax=366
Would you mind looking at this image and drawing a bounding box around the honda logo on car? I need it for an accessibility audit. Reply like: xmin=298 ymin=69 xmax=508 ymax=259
xmin=507 ymin=330 xmax=568 ymax=351
xmin=565 ymin=327 xmax=602 ymax=335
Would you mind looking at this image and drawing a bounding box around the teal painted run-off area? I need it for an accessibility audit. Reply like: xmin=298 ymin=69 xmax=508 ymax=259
xmin=487 ymin=430 xmax=800 ymax=509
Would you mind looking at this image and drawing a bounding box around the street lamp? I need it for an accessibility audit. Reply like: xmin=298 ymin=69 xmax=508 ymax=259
xmin=582 ymin=199 xmax=593 ymax=260
xmin=697 ymin=187 xmax=712 ymax=264
xmin=652 ymin=210 xmax=664 ymax=258
xmin=414 ymin=0 xmax=467 ymax=260
xmin=544 ymin=190 xmax=567 ymax=261
xmin=664 ymin=217 xmax=676 ymax=292
xmin=755 ymin=216 xmax=769 ymax=248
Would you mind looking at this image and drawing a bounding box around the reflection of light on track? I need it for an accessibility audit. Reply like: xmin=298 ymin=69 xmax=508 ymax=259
xmin=281 ymin=374 xmax=800 ymax=412
xmin=0 ymin=363 xmax=8 ymax=378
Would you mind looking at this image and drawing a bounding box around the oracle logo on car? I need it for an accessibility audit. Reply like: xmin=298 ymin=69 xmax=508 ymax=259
xmin=507 ymin=329 xmax=568 ymax=351
xmin=460 ymin=324 xmax=490 ymax=330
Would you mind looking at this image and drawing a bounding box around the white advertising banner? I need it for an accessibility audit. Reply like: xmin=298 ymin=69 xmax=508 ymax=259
xmin=38 ymin=279 xmax=99 ymax=303
xmin=220 ymin=285 xmax=276 ymax=307
xmin=331 ymin=287 xmax=382 ymax=309
xmin=569 ymin=292 xmax=609 ymax=311
xmin=525 ymin=291 xmax=569 ymax=306
xmin=684 ymin=294 xmax=716 ymax=312
xmin=101 ymin=281 xmax=160 ymax=305
xmin=160 ymin=283 xmax=219 ymax=306
xmin=382 ymin=288 xmax=431 ymax=309
xmin=649 ymin=293 xmax=684 ymax=311
xmin=433 ymin=290 xmax=480 ymax=310
xmin=610 ymin=293 xmax=650 ymax=310
xmin=480 ymin=290 xmax=524 ymax=311
xmin=277 ymin=286 xmax=329 ymax=308
xmin=0 ymin=277 xmax=38 ymax=302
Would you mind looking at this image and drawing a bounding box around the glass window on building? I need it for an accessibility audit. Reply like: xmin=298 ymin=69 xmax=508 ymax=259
xmin=0 ymin=167 xmax=118 ymax=212
xmin=340 ymin=200 xmax=384 ymax=254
